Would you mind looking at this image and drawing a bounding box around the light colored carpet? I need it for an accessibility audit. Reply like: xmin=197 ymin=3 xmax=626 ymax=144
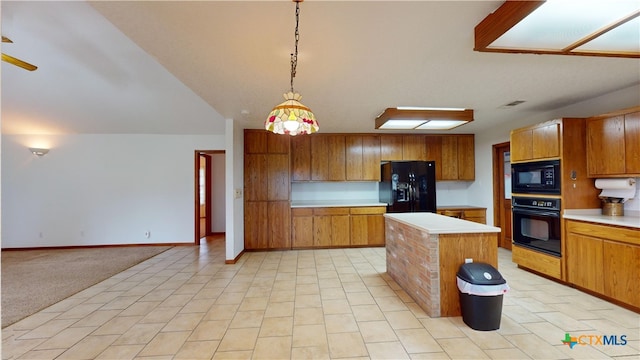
xmin=1 ymin=246 xmax=172 ymax=328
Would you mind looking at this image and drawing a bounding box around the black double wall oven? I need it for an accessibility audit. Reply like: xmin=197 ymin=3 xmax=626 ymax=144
xmin=511 ymin=160 xmax=562 ymax=257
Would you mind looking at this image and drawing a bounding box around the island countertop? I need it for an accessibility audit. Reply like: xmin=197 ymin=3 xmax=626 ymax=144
xmin=384 ymin=212 xmax=500 ymax=234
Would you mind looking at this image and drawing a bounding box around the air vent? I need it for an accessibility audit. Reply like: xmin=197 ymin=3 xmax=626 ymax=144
xmin=499 ymin=100 xmax=526 ymax=109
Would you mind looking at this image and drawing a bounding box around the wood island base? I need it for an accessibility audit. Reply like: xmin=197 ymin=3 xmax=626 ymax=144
xmin=384 ymin=213 xmax=499 ymax=317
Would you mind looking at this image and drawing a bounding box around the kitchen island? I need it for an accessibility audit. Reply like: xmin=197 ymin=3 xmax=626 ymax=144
xmin=384 ymin=212 xmax=501 ymax=317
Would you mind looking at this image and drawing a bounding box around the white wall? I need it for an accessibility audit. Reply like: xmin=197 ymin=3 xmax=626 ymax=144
xmin=226 ymin=119 xmax=245 ymax=261
xmin=1 ymin=134 xmax=225 ymax=248
xmin=471 ymin=83 xmax=640 ymax=226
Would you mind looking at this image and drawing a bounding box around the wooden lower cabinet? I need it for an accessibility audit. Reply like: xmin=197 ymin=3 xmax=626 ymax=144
xmin=245 ymin=201 xmax=290 ymax=250
xmin=292 ymin=206 xmax=386 ymax=248
xmin=437 ymin=207 xmax=486 ymax=224
xmin=350 ymin=207 xmax=386 ymax=246
xmin=512 ymin=245 xmax=562 ymax=280
xmin=565 ymin=220 xmax=640 ymax=309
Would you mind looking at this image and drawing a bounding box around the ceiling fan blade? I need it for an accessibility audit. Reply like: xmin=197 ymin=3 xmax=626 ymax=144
xmin=2 ymin=53 xmax=37 ymax=71
xmin=2 ymin=36 xmax=14 ymax=43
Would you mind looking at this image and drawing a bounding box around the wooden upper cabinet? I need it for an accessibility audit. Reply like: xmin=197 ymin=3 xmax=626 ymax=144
xmin=587 ymin=115 xmax=625 ymax=176
xmin=245 ymin=129 xmax=290 ymax=154
xmin=380 ymin=135 xmax=403 ymax=161
xmin=586 ymin=108 xmax=640 ymax=177
xmin=441 ymin=136 xmax=459 ymax=180
xmin=244 ymin=154 xmax=267 ymax=201
xmin=245 ymin=130 xmax=268 ymax=154
xmin=532 ymin=123 xmax=560 ymax=159
xmin=624 ymin=111 xmax=640 ymax=174
xmin=267 ymin=154 xmax=290 ymax=201
xmin=291 ymin=136 xmax=311 ymax=181
xmin=346 ymin=135 xmax=381 ymax=181
xmin=510 ymin=128 xmax=533 ymax=162
xmin=311 ymin=135 xmax=346 ymax=181
xmin=457 ymin=135 xmax=475 ymax=180
xmin=439 ymin=135 xmax=475 ymax=181
xmin=424 ymin=136 xmax=443 ymax=180
xmin=402 ymin=135 xmax=426 ymax=160
xmin=510 ymin=121 xmax=559 ymax=162
xmin=267 ymin=132 xmax=290 ymax=153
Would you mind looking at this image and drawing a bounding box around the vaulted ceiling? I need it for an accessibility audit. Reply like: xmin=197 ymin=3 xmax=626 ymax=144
xmin=2 ymin=1 xmax=639 ymax=136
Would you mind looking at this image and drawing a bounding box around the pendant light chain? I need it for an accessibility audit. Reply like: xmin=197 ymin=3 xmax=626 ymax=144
xmin=290 ymin=0 xmax=300 ymax=93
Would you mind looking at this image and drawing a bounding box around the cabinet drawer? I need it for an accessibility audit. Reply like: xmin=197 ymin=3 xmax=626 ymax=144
xmin=463 ymin=209 xmax=485 ymax=218
xmin=292 ymin=208 xmax=313 ymax=216
xmin=350 ymin=206 xmax=386 ymax=215
xmin=313 ymin=207 xmax=350 ymax=215
xmin=566 ymin=220 xmax=640 ymax=246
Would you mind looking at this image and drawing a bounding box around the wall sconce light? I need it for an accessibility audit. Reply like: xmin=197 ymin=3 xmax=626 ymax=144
xmin=29 ymin=147 xmax=49 ymax=157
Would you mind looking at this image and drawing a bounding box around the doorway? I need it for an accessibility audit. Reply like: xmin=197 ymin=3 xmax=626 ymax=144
xmin=492 ymin=142 xmax=512 ymax=249
xmin=194 ymin=150 xmax=225 ymax=245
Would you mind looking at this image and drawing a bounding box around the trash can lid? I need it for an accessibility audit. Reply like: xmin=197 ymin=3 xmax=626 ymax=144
xmin=457 ymin=262 xmax=505 ymax=286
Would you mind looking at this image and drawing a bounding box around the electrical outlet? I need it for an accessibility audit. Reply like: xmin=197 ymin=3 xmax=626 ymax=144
xmin=465 ymin=258 xmax=473 ymax=263
xmin=234 ymin=188 xmax=243 ymax=199
xmin=144 ymin=231 xmax=150 ymax=238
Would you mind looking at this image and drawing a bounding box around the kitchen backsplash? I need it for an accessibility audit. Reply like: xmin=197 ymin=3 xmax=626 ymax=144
xmin=291 ymin=181 xmax=472 ymax=206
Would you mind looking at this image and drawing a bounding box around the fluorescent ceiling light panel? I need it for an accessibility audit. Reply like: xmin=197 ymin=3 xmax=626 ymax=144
xmin=396 ymin=106 xmax=467 ymax=111
xmin=474 ymin=0 xmax=640 ymax=58
xmin=375 ymin=108 xmax=474 ymax=130
xmin=415 ymin=120 xmax=468 ymax=130
xmin=378 ymin=119 xmax=427 ymax=130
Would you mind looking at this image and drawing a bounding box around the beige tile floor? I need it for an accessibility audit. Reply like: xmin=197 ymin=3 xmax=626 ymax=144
xmin=2 ymin=237 xmax=639 ymax=359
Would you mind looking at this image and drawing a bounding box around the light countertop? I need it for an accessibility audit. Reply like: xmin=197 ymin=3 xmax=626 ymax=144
xmin=563 ymin=209 xmax=640 ymax=229
xmin=384 ymin=212 xmax=501 ymax=234
xmin=291 ymin=200 xmax=387 ymax=208
xmin=437 ymin=205 xmax=487 ymax=210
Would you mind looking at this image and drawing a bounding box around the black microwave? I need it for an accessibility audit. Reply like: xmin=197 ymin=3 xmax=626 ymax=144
xmin=511 ymin=160 xmax=560 ymax=194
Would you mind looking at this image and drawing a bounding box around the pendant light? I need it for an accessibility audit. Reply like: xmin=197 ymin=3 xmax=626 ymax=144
xmin=265 ymin=0 xmax=319 ymax=136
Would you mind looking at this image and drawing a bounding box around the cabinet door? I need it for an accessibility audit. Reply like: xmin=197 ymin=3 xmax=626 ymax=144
xmin=402 ymin=135 xmax=426 ymax=160
xmin=245 ymin=131 xmax=267 ymax=154
xmin=624 ymin=111 xmax=640 ymax=174
xmin=346 ymin=135 xmax=381 ymax=181
xmin=268 ymin=201 xmax=291 ymax=249
xmin=587 ymin=116 xmax=625 ymax=175
xmin=565 ymin=229 xmax=604 ymax=293
xmin=267 ymin=154 xmax=289 ymax=201
xmin=267 ymin=132 xmax=290 ymax=153
xmin=441 ymin=136 xmax=459 ymax=180
xmin=311 ymin=135 xmax=346 ymax=180
xmin=380 ymin=135 xmax=403 ymax=161
xmin=244 ymin=201 xmax=268 ymax=249
xmin=462 ymin=209 xmax=486 ymax=224
xmin=532 ymin=123 xmax=560 ymax=159
xmin=424 ymin=136 xmax=443 ymax=181
xmin=244 ymin=154 xmax=267 ymax=201
xmin=603 ymin=240 xmax=640 ymax=308
xmin=313 ymin=215 xmax=332 ymax=247
xmin=346 ymin=136 xmax=364 ymax=181
xmin=362 ymin=135 xmax=381 ymax=180
xmin=510 ymin=129 xmax=532 ymax=162
xmin=457 ymin=135 xmax=475 ymax=180
xmin=292 ymin=208 xmax=313 ymax=248
xmin=331 ymin=215 xmax=350 ymax=246
xmin=291 ymin=136 xmax=311 ymax=181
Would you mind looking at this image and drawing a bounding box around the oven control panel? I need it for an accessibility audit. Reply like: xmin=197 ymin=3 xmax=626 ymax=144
xmin=512 ymin=197 xmax=560 ymax=211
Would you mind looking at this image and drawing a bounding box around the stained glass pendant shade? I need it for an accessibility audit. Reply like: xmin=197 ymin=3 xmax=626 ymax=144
xmin=265 ymin=0 xmax=319 ymax=136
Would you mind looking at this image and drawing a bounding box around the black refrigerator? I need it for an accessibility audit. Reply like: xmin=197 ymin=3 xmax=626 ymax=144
xmin=379 ymin=161 xmax=437 ymax=213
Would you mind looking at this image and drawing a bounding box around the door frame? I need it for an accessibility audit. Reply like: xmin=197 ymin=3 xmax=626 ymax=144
xmin=492 ymin=141 xmax=511 ymax=249
xmin=194 ymin=150 xmax=224 ymax=245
